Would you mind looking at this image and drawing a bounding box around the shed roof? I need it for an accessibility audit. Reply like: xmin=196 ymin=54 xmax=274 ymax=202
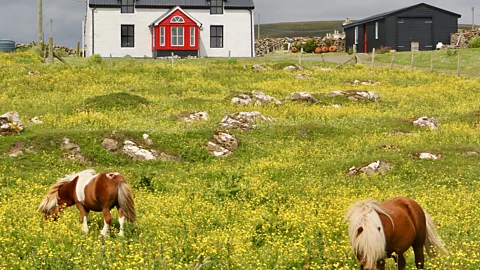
xmin=343 ymin=3 xmax=461 ymax=29
xmin=89 ymin=0 xmax=254 ymax=9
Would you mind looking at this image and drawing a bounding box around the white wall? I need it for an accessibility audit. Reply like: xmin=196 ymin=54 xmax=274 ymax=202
xmin=84 ymin=6 xmax=254 ymax=58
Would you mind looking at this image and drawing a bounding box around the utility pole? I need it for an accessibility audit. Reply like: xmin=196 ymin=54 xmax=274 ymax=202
xmin=257 ymin=14 xmax=260 ymax=40
xmin=473 ymin=7 xmax=475 ymax=30
xmin=38 ymin=0 xmax=43 ymax=44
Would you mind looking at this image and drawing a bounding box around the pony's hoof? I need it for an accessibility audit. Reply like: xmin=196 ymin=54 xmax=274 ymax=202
xmin=98 ymin=234 xmax=108 ymax=238
xmin=118 ymin=231 xmax=125 ymax=237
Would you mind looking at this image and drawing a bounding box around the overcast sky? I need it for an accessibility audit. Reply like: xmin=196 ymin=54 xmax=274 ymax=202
xmin=0 ymin=0 xmax=477 ymax=47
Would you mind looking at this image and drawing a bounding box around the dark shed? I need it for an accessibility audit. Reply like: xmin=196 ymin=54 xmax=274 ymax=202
xmin=343 ymin=3 xmax=461 ymax=53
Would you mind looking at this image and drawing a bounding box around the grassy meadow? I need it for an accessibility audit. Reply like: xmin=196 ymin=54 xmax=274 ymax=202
xmin=1 ymin=51 xmax=480 ymax=269
xmin=373 ymin=48 xmax=480 ymax=75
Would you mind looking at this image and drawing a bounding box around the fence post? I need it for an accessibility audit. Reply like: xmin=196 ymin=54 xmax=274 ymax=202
xmin=48 ymin=37 xmax=54 ymax=64
xmin=171 ymin=52 xmax=174 ymax=66
xmin=430 ymin=50 xmax=434 ymax=72
xmin=371 ymin=48 xmax=375 ymax=65
xmin=299 ymin=47 xmax=303 ymax=65
xmin=410 ymin=51 xmax=415 ymax=69
xmin=457 ymin=50 xmax=461 ymax=76
xmin=390 ymin=51 xmax=396 ymax=69
xmin=76 ymin=42 xmax=81 ymax=57
xmin=110 ymin=54 xmax=113 ymax=67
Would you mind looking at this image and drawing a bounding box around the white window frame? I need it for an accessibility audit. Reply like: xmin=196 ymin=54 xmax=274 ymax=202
xmin=354 ymin=26 xmax=358 ymax=44
xmin=190 ymin=27 xmax=195 ymax=47
xmin=375 ymin=22 xmax=379 ymax=40
xmin=171 ymin=16 xmax=184 ymax=23
xmin=160 ymin=27 xmax=165 ymax=46
xmin=171 ymin=27 xmax=184 ymax=47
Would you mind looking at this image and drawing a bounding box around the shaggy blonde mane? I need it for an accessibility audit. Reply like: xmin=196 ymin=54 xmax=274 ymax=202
xmin=345 ymin=199 xmax=393 ymax=268
xmin=38 ymin=169 xmax=96 ymax=213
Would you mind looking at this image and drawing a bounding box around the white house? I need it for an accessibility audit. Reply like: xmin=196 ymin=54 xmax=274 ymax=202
xmin=84 ymin=0 xmax=255 ymax=58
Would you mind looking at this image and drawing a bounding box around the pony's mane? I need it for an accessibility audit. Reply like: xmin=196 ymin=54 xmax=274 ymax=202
xmin=38 ymin=169 xmax=96 ymax=213
xmin=345 ymin=199 xmax=393 ymax=268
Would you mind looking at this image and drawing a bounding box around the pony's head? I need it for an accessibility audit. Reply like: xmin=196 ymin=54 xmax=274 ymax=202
xmin=38 ymin=176 xmax=77 ymax=221
xmin=345 ymin=199 xmax=391 ymax=270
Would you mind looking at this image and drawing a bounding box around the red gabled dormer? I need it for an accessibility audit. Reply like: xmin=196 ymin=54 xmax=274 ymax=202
xmin=149 ymin=6 xmax=202 ymax=57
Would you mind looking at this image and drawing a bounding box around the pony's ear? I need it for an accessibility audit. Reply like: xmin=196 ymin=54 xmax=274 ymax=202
xmin=71 ymin=176 xmax=79 ymax=182
xmin=357 ymin=227 xmax=363 ymax=236
xmin=106 ymin=172 xmax=119 ymax=179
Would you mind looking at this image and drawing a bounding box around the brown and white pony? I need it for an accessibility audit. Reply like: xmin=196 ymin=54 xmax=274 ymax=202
xmin=38 ymin=169 xmax=136 ymax=237
xmin=345 ymin=197 xmax=444 ymax=270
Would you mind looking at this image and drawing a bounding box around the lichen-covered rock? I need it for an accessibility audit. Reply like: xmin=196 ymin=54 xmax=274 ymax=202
xmin=219 ymin=111 xmax=273 ymax=131
xmin=347 ymin=160 xmax=393 ymax=176
xmin=232 ymin=94 xmax=253 ymax=105
xmin=288 ymin=92 xmax=320 ymax=103
xmin=295 ymin=74 xmax=312 ymax=79
xmin=182 ymin=111 xmax=209 ymax=123
xmin=206 ymin=141 xmax=233 ymax=157
xmin=411 ymin=152 xmax=442 ymax=160
xmin=206 ymin=130 xmax=238 ymax=158
xmin=122 ymin=140 xmax=156 ymax=161
xmin=232 ymin=91 xmax=281 ymax=106
xmin=61 ymin=137 xmax=88 ymax=163
xmin=325 ymin=91 xmax=380 ymax=102
xmin=0 ymin=111 xmax=24 ymax=135
xmin=413 ymin=116 xmax=439 ymax=130
xmin=102 ymin=138 xmax=120 ymax=152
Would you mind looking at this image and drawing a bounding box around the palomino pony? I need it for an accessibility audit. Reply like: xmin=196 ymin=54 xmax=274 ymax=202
xmin=345 ymin=197 xmax=444 ymax=270
xmin=38 ymin=169 xmax=136 ymax=237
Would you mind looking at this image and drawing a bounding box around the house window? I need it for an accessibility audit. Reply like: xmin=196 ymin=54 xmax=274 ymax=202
xmin=210 ymin=0 xmax=223 ymax=14
xmin=210 ymin=25 xmax=223 ymax=48
xmin=354 ymin=26 xmax=358 ymax=44
xmin=375 ymin=22 xmax=379 ymax=40
xmin=171 ymin=27 xmax=184 ymax=46
xmin=171 ymin=16 xmax=184 ymax=23
xmin=160 ymin=27 xmax=165 ymax=46
xmin=121 ymin=0 xmax=134 ymax=13
xmin=190 ymin=27 xmax=195 ymax=46
xmin=121 ymin=25 xmax=134 ymax=47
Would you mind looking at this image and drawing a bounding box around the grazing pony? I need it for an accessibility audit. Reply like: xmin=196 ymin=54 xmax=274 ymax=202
xmin=345 ymin=197 xmax=444 ymax=270
xmin=38 ymin=169 xmax=136 ymax=237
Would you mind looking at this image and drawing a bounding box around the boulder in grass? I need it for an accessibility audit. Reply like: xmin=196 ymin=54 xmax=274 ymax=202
xmin=219 ymin=111 xmax=273 ymax=131
xmin=413 ymin=116 xmax=439 ymax=130
xmin=206 ymin=141 xmax=233 ymax=157
xmin=347 ymin=160 xmax=393 ymax=176
xmin=232 ymin=91 xmax=281 ymax=106
xmin=182 ymin=111 xmax=209 ymax=123
xmin=288 ymin=92 xmax=320 ymax=103
xmin=61 ymin=137 xmax=88 ymax=164
xmin=122 ymin=140 xmax=156 ymax=161
xmin=0 ymin=111 xmax=24 ymax=135
xmin=411 ymin=152 xmax=442 ymax=160
xmin=102 ymin=138 xmax=120 ymax=152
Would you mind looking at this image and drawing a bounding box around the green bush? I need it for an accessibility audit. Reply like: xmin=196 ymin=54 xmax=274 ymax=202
xmin=87 ymin=54 xmax=103 ymax=64
xmin=446 ymin=49 xmax=458 ymax=56
xmin=469 ymin=37 xmax=480 ymax=48
xmin=295 ymin=39 xmax=318 ymax=53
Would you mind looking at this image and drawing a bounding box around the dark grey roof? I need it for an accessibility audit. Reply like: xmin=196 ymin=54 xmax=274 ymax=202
xmin=89 ymin=0 xmax=254 ymax=9
xmin=343 ymin=3 xmax=461 ymax=29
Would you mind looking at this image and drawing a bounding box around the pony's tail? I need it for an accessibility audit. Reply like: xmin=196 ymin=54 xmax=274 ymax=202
xmin=118 ymin=182 xmax=136 ymax=222
xmin=424 ymin=210 xmax=445 ymax=257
